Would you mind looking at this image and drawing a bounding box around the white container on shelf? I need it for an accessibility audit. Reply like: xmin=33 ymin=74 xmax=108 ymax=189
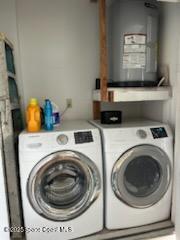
xmin=52 ymin=101 xmax=60 ymax=126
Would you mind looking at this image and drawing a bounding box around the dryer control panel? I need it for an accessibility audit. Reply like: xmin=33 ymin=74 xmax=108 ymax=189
xmin=151 ymin=127 xmax=168 ymax=139
xmin=74 ymin=131 xmax=93 ymax=144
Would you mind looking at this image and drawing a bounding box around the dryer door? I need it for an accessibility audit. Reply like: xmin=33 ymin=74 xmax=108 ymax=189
xmin=112 ymin=145 xmax=172 ymax=208
xmin=27 ymin=151 xmax=101 ymax=221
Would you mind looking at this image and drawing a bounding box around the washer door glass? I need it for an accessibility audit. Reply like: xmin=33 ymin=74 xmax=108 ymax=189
xmin=28 ymin=151 xmax=101 ymax=221
xmin=112 ymin=145 xmax=171 ymax=208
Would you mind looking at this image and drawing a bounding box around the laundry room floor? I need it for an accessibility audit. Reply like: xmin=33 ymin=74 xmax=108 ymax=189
xmin=150 ymin=235 xmax=176 ymax=240
xmin=13 ymin=233 xmax=176 ymax=240
xmin=12 ymin=236 xmax=175 ymax=240
xmin=115 ymin=235 xmax=176 ymax=240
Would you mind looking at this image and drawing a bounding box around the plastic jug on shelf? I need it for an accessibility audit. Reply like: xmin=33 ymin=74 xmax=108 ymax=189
xmin=52 ymin=101 xmax=60 ymax=126
xmin=26 ymin=98 xmax=41 ymax=132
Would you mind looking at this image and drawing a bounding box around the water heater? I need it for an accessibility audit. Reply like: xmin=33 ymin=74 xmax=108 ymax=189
xmin=107 ymin=0 xmax=159 ymax=87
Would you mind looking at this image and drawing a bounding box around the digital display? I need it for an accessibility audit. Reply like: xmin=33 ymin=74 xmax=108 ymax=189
xmin=74 ymin=131 xmax=93 ymax=144
xmin=151 ymin=127 xmax=168 ymax=139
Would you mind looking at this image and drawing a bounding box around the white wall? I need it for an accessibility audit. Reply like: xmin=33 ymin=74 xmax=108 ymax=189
xmin=0 ymin=0 xmax=142 ymax=121
xmin=142 ymin=3 xmax=180 ymax=129
xmin=101 ymin=102 xmax=142 ymax=119
xmin=16 ymin=0 xmax=99 ymax=120
xmin=0 ymin=0 xmax=17 ymax=42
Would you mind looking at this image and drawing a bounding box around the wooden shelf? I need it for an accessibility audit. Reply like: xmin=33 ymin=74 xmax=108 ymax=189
xmin=93 ymin=87 xmax=172 ymax=102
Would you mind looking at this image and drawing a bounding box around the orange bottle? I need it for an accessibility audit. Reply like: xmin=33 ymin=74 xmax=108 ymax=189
xmin=26 ymin=98 xmax=41 ymax=132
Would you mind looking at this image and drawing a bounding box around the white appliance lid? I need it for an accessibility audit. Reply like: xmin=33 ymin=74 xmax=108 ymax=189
xmin=20 ymin=120 xmax=97 ymax=136
xmin=89 ymin=119 xmax=168 ymax=130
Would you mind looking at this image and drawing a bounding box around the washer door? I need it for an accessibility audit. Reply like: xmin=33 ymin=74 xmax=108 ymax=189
xmin=27 ymin=151 xmax=101 ymax=221
xmin=112 ymin=145 xmax=171 ymax=208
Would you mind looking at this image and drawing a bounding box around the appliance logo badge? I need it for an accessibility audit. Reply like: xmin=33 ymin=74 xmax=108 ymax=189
xmin=110 ymin=117 xmax=118 ymax=122
xmin=29 ymin=135 xmax=41 ymax=138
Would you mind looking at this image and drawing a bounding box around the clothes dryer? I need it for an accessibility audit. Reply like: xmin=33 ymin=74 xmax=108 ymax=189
xmin=90 ymin=119 xmax=173 ymax=230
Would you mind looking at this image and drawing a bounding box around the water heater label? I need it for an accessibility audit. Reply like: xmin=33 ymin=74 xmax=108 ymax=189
xmin=124 ymin=45 xmax=146 ymax=53
xmin=124 ymin=34 xmax=146 ymax=45
xmin=123 ymin=53 xmax=146 ymax=69
xmin=123 ymin=34 xmax=146 ymax=69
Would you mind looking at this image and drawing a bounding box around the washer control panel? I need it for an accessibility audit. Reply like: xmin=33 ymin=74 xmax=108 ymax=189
xmin=151 ymin=127 xmax=168 ymax=139
xmin=57 ymin=134 xmax=69 ymax=145
xmin=136 ymin=129 xmax=147 ymax=139
xmin=74 ymin=131 xmax=93 ymax=144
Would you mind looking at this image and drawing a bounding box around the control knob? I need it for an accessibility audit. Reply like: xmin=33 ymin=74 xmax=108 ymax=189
xmin=136 ymin=129 xmax=147 ymax=139
xmin=57 ymin=134 xmax=68 ymax=145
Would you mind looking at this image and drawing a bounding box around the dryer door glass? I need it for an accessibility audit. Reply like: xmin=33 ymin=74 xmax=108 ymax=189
xmin=124 ymin=156 xmax=161 ymax=197
xmin=112 ymin=145 xmax=172 ymax=208
xmin=27 ymin=151 xmax=101 ymax=221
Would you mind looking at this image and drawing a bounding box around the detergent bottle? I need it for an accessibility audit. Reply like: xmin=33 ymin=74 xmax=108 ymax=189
xmin=26 ymin=98 xmax=41 ymax=132
xmin=44 ymin=99 xmax=54 ymax=131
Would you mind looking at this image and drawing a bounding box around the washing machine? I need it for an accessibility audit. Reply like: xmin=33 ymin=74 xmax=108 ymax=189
xmin=0 ymin=138 xmax=10 ymax=240
xmin=19 ymin=120 xmax=103 ymax=240
xmin=90 ymin=119 xmax=173 ymax=230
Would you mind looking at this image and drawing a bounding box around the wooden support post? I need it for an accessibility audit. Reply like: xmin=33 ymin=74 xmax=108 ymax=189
xmin=93 ymin=101 xmax=101 ymax=120
xmin=108 ymin=91 xmax=114 ymax=102
xmin=93 ymin=0 xmax=108 ymax=120
xmin=99 ymin=0 xmax=108 ymax=102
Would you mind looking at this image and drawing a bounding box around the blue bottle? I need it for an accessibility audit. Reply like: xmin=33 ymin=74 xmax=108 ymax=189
xmin=44 ymin=99 xmax=54 ymax=131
